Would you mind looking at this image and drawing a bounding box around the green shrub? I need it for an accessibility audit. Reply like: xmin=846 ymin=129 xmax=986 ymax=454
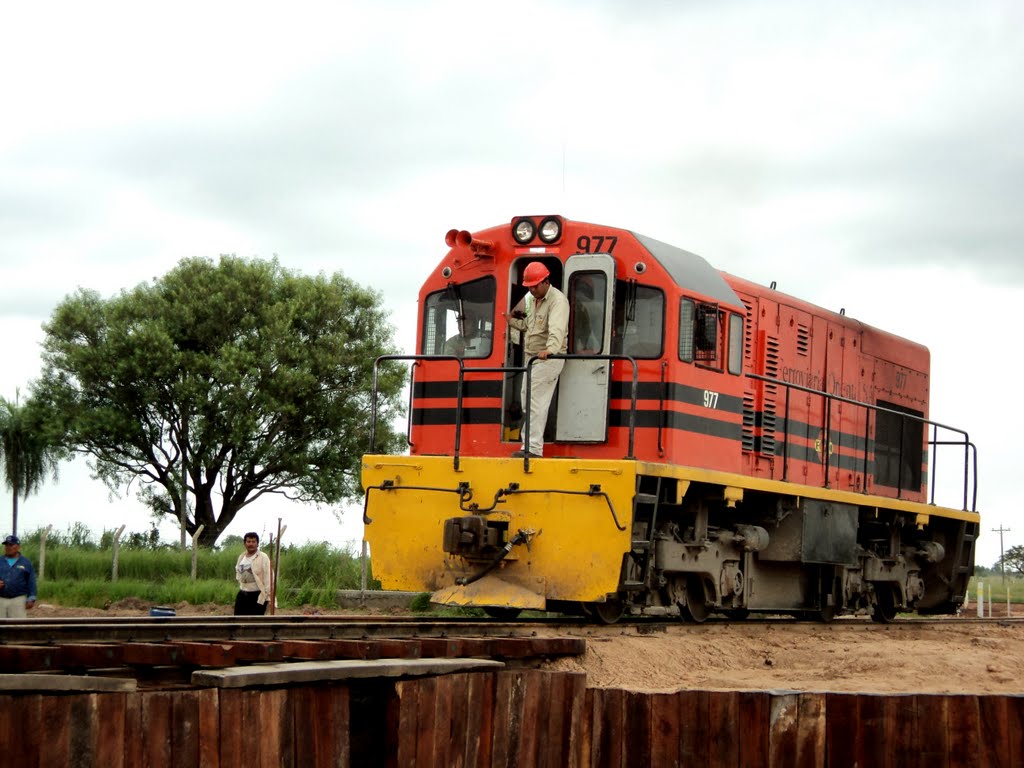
xmin=409 ymin=592 xmax=433 ymax=612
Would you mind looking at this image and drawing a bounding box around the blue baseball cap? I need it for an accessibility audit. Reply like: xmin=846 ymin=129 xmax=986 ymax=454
xmin=3 ymin=535 xmax=19 ymax=545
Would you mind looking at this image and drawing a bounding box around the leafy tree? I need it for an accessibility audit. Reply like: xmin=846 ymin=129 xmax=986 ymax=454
xmin=219 ymin=534 xmax=245 ymax=552
xmin=35 ymin=255 xmax=405 ymax=546
xmin=0 ymin=392 xmax=62 ymax=536
xmin=997 ymin=545 xmax=1024 ymax=577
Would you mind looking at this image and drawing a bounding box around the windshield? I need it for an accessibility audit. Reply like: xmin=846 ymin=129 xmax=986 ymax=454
xmin=422 ymin=277 xmax=496 ymax=358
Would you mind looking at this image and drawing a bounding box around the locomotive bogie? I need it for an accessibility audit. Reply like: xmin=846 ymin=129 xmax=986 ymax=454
xmin=635 ymin=469 xmax=975 ymax=620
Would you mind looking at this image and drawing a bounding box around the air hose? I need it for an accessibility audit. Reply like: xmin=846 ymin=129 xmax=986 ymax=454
xmin=455 ymin=530 xmax=529 ymax=587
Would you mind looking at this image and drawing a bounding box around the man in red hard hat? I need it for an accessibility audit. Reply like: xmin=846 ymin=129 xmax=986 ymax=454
xmin=505 ymin=262 xmax=569 ymax=457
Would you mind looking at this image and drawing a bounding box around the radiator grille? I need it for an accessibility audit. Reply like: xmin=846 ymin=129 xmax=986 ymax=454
xmin=742 ymin=391 xmax=756 ymax=452
xmin=761 ymin=336 xmax=779 ymax=456
xmin=743 ymin=300 xmax=754 ymax=362
xmin=797 ymin=323 xmax=810 ymax=356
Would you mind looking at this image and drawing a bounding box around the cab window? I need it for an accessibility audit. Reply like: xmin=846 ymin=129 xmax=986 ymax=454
xmin=612 ymin=282 xmax=663 ymax=358
xmin=679 ymin=299 xmax=696 ymax=362
xmin=728 ymin=313 xmax=743 ymax=375
xmin=569 ymin=271 xmax=607 ymax=354
xmin=422 ymin=277 xmax=496 ymax=358
xmin=680 ymin=297 xmax=726 ymax=371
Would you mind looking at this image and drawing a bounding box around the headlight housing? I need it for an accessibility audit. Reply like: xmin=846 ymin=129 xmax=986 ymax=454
xmin=512 ymin=217 xmax=536 ymax=244
xmin=538 ymin=216 xmax=562 ymax=243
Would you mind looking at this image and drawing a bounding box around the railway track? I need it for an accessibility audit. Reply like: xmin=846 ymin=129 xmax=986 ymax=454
xmin=2 ymin=612 xmax=1018 ymax=644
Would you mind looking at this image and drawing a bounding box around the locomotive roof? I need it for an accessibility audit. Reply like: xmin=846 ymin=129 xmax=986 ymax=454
xmin=633 ymin=232 xmax=743 ymax=308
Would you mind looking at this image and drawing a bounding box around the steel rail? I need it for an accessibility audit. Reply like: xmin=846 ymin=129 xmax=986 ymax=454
xmin=1 ymin=614 xmax=1018 ymax=646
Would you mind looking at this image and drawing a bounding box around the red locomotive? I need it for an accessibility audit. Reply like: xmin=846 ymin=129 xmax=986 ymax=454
xmin=362 ymin=215 xmax=978 ymax=622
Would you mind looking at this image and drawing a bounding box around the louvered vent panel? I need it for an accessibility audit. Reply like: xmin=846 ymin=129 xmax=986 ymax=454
xmin=761 ymin=336 xmax=780 ymax=456
xmin=742 ymin=392 xmax=756 ymax=452
xmin=743 ymin=300 xmax=754 ymax=362
xmin=797 ymin=324 xmax=810 ymax=356
xmin=764 ymin=336 xmax=780 ymax=378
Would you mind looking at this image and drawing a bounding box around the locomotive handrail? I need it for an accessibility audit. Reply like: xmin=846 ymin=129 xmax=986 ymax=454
xmin=658 ymin=361 xmax=669 ymax=456
xmin=405 ymin=360 xmax=420 ymax=450
xmin=362 ymin=481 xmax=468 ymax=524
xmin=369 ymin=353 xmax=640 ymax=470
xmin=499 ymin=484 xmax=628 ymax=531
xmin=369 ymin=354 xmax=466 ymax=453
xmin=369 ymin=353 xmax=495 ymax=470
xmin=747 ymin=373 xmax=978 ymax=512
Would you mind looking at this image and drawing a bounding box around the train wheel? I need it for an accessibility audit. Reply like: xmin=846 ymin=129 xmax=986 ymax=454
xmin=483 ymin=606 xmax=522 ymax=620
xmin=590 ymin=599 xmax=625 ymax=625
xmin=678 ymin=577 xmax=708 ymax=623
xmin=871 ymin=586 xmax=898 ymax=623
xmin=817 ymin=571 xmax=840 ymax=623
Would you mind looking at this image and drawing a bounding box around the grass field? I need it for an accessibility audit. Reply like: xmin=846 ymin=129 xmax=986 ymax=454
xmin=18 ymin=535 xmax=377 ymax=609
xmin=967 ymin=574 xmax=1024 ymax=605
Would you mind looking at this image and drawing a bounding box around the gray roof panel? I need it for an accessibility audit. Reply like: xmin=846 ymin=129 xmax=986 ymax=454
xmin=632 ymin=232 xmax=743 ymax=307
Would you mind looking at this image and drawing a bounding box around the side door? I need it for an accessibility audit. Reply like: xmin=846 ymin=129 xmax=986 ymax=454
xmin=823 ymin=320 xmax=847 ymax=489
xmin=555 ymin=253 xmax=615 ymax=441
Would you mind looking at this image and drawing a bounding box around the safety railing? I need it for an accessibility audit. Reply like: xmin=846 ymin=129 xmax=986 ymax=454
xmin=747 ymin=373 xmax=978 ymax=512
xmin=368 ymin=354 xmax=640 ymax=469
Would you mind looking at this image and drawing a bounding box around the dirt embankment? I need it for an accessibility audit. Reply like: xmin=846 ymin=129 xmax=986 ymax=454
xmin=543 ymin=618 xmax=1024 ymax=694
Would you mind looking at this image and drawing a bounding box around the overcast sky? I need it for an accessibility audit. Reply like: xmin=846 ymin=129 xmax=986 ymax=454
xmin=1 ymin=1 xmax=1020 ymax=567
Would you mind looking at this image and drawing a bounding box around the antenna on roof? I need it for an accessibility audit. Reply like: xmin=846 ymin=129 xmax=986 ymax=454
xmin=562 ymin=137 xmax=567 ymax=196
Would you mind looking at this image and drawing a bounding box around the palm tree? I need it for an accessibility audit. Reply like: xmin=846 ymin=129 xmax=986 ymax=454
xmin=0 ymin=391 xmax=61 ymax=536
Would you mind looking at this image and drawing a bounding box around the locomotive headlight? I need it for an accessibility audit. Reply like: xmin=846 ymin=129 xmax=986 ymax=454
xmin=512 ymin=217 xmax=536 ymax=244
xmin=538 ymin=216 xmax=562 ymax=243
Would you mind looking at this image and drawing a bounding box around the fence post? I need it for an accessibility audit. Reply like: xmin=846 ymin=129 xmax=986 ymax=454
xmin=111 ymin=525 xmax=126 ymax=582
xmin=360 ymin=538 xmax=368 ymax=607
xmin=190 ymin=525 xmax=205 ymax=580
xmin=270 ymin=519 xmax=285 ymax=615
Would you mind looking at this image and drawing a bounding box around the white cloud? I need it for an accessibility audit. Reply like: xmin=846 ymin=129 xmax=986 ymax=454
xmin=1 ymin=0 xmax=1021 ymax=566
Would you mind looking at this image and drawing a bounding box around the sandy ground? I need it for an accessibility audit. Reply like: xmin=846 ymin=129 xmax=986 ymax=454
xmin=32 ymin=599 xmax=237 ymax=618
xmin=543 ymin=616 xmax=1024 ymax=694
xmin=29 ymin=600 xmax=1024 ymax=695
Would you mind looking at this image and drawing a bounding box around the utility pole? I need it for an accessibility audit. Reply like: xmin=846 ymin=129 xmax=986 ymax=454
xmin=992 ymin=525 xmax=1011 ymax=583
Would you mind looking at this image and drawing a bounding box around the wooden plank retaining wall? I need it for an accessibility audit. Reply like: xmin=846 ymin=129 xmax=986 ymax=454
xmin=1 ymin=671 xmax=1022 ymax=767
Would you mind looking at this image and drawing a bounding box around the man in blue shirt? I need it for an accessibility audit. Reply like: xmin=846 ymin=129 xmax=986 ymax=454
xmin=0 ymin=535 xmax=37 ymax=618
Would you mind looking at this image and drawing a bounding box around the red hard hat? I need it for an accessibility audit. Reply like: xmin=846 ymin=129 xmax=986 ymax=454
xmin=521 ymin=262 xmax=550 ymax=287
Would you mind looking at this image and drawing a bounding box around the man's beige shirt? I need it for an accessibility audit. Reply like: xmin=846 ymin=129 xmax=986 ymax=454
xmin=510 ymin=286 xmax=569 ymax=358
